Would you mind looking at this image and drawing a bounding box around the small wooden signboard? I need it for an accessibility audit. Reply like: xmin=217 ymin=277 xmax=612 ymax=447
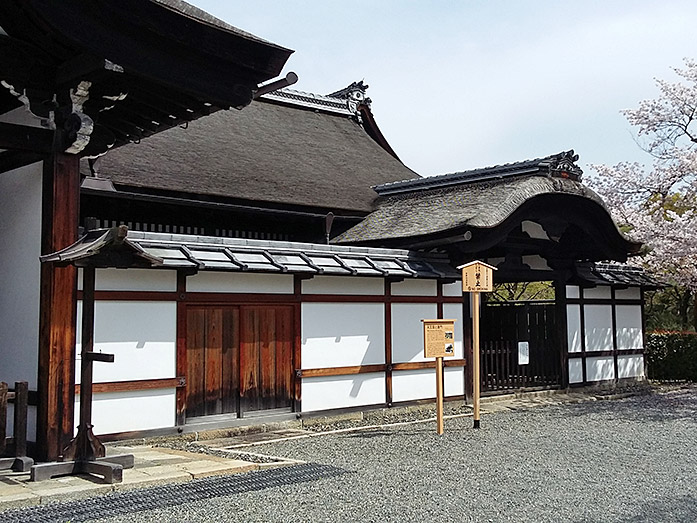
xmin=459 ymin=261 xmax=496 ymax=292
xmin=422 ymin=319 xmax=456 ymax=435
xmin=457 ymin=260 xmax=497 ymax=430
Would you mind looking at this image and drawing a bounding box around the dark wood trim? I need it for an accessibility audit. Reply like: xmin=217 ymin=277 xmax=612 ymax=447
xmin=463 ymin=294 xmax=473 ymax=403
xmin=37 ymin=153 xmax=80 ymax=462
xmin=81 ymin=286 xmax=464 ymax=305
xmin=75 ymin=377 xmax=185 ymax=395
xmin=298 ymin=364 xmax=386 ymax=378
xmin=0 ymin=122 xmax=54 ymax=153
xmin=393 ymin=360 xmax=466 ymax=371
xmin=568 ymin=349 xmax=644 ymax=358
xmin=293 ymin=276 xmax=303 ymax=412
xmin=566 ymin=298 xmax=642 ymax=306
xmin=301 ymin=294 xmax=462 ymax=304
xmin=555 ymin=279 xmax=570 ymax=388
xmin=184 ymin=292 xmax=297 ymax=304
xmin=384 ymin=280 xmax=393 ymax=407
xmin=175 ymin=271 xmax=188 ymax=426
xmin=436 ymin=282 xmax=444 ymax=319
xmin=82 ymin=291 xmax=179 ymax=301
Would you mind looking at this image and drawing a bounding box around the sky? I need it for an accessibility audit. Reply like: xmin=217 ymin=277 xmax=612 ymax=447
xmin=190 ymin=1 xmax=697 ymax=178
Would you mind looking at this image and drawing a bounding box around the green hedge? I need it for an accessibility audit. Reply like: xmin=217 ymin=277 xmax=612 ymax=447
xmin=645 ymin=332 xmax=697 ymax=381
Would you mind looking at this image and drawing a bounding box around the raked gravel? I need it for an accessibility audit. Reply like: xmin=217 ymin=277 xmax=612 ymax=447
xmin=91 ymin=387 xmax=697 ymax=523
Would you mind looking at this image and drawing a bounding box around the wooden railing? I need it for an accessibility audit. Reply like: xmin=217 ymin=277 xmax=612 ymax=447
xmin=0 ymin=381 xmax=33 ymax=471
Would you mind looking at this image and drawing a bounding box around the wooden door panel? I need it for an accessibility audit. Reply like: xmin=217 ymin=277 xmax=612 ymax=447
xmin=240 ymin=307 xmax=261 ymax=412
xmin=221 ymin=307 xmax=240 ymax=414
xmin=274 ymin=307 xmax=293 ymax=408
xmin=186 ymin=306 xmax=240 ymax=418
xmin=259 ymin=307 xmax=276 ymax=411
xmin=186 ymin=308 xmax=206 ymax=418
xmin=239 ymin=305 xmax=294 ymax=413
xmin=204 ymin=308 xmax=223 ymax=415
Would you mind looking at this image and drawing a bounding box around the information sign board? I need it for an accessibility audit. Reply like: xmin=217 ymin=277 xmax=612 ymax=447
xmin=422 ymin=319 xmax=457 ymax=358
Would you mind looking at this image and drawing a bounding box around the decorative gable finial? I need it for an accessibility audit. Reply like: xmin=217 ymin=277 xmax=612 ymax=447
xmin=548 ymin=150 xmax=583 ymax=181
xmin=327 ymin=81 xmax=372 ymax=115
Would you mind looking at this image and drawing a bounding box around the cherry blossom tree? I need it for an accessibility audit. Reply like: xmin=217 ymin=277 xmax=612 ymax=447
xmin=591 ymin=59 xmax=697 ymax=329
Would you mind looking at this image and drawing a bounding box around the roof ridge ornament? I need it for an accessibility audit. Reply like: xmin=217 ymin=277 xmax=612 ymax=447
xmin=326 ymin=80 xmax=372 ymax=115
xmin=545 ymin=149 xmax=583 ymax=181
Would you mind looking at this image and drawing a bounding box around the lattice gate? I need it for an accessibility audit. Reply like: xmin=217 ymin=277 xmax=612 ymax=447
xmin=480 ymin=301 xmax=561 ymax=392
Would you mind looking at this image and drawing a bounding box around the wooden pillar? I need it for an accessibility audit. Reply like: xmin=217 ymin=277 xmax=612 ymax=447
xmin=463 ymin=293 xmax=473 ymax=403
xmin=37 ymin=153 xmax=79 ymax=461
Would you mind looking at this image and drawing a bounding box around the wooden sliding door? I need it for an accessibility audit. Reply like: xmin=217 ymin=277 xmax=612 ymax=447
xmin=186 ymin=304 xmax=293 ymax=418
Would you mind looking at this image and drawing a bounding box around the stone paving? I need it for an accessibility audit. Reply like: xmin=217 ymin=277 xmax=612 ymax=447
xmin=0 ymin=444 xmax=294 ymax=512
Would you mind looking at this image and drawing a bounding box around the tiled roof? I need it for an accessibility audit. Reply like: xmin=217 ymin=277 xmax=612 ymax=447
xmin=374 ymin=150 xmax=583 ymax=196
xmin=261 ymin=88 xmax=352 ymax=115
xmin=575 ymin=262 xmax=664 ymax=289
xmin=42 ymin=228 xmax=459 ymax=279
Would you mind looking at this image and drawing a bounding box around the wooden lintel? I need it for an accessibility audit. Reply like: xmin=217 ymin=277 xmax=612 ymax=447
xmin=0 ymin=122 xmax=54 ymax=153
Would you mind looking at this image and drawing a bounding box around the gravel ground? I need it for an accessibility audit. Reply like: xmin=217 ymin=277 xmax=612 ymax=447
xmin=91 ymin=387 xmax=697 ymax=523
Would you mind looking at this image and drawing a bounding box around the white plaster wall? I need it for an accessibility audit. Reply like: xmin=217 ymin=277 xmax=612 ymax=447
xmin=443 ymin=303 xmax=465 ymax=359
xmin=566 ymin=285 xmax=580 ymax=299
xmin=586 ymin=356 xmax=615 ymax=381
xmin=302 ymin=303 xmax=384 ymax=368
xmin=0 ymin=163 xmax=42 ymax=389
xmin=584 ymin=305 xmax=614 ymax=352
xmin=391 ymin=279 xmax=437 ymax=296
xmin=442 ymin=282 xmax=462 ymax=297
xmin=391 ymin=303 xmax=438 ymax=363
xmin=76 ymin=301 xmax=176 ymax=383
xmin=302 ymin=276 xmax=383 ymax=295
xmin=187 ymin=272 xmax=293 ymax=293
xmin=617 ymin=355 xmax=645 ymax=379
xmin=76 ymin=388 xmax=176 ymax=434
xmin=392 ymin=369 xmax=434 ymax=402
xmin=445 ymin=367 xmax=465 ymax=397
xmin=301 ymin=373 xmax=385 ymax=412
xmin=615 ymin=305 xmax=643 ymax=350
xmin=392 ymin=368 xmax=464 ymax=402
xmin=615 ymin=287 xmax=641 ymax=300
xmin=568 ymin=359 xmax=584 ymax=384
xmin=77 ymin=268 xmax=177 ymax=291
xmin=583 ymin=286 xmax=612 ymax=299
xmin=566 ymin=304 xmax=582 ymax=353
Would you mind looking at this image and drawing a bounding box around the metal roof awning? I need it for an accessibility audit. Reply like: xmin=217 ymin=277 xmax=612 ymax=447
xmin=41 ymin=227 xmax=460 ymax=279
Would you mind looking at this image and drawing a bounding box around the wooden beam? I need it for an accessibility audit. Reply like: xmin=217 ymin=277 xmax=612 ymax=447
xmin=0 ymin=150 xmax=45 ymax=174
xmin=0 ymin=122 xmax=54 ymax=153
xmin=75 ymin=377 xmax=185 ymax=395
xmin=37 ymin=153 xmax=79 ymax=461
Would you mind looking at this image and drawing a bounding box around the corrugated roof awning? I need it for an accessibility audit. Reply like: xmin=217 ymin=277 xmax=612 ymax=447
xmin=41 ymin=228 xmax=459 ymax=279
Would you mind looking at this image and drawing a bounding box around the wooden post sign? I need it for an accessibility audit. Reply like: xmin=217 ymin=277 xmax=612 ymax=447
xmin=422 ymin=319 xmax=456 ymax=435
xmin=457 ymin=261 xmax=497 ymax=429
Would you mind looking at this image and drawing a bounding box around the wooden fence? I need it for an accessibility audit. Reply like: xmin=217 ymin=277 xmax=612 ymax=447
xmin=0 ymin=381 xmax=33 ymax=471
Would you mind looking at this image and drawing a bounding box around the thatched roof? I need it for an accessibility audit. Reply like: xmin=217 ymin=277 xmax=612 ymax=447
xmin=334 ymin=151 xmax=639 ymax=262
xmin=93 ymin=89 xmax=420 ymax=214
